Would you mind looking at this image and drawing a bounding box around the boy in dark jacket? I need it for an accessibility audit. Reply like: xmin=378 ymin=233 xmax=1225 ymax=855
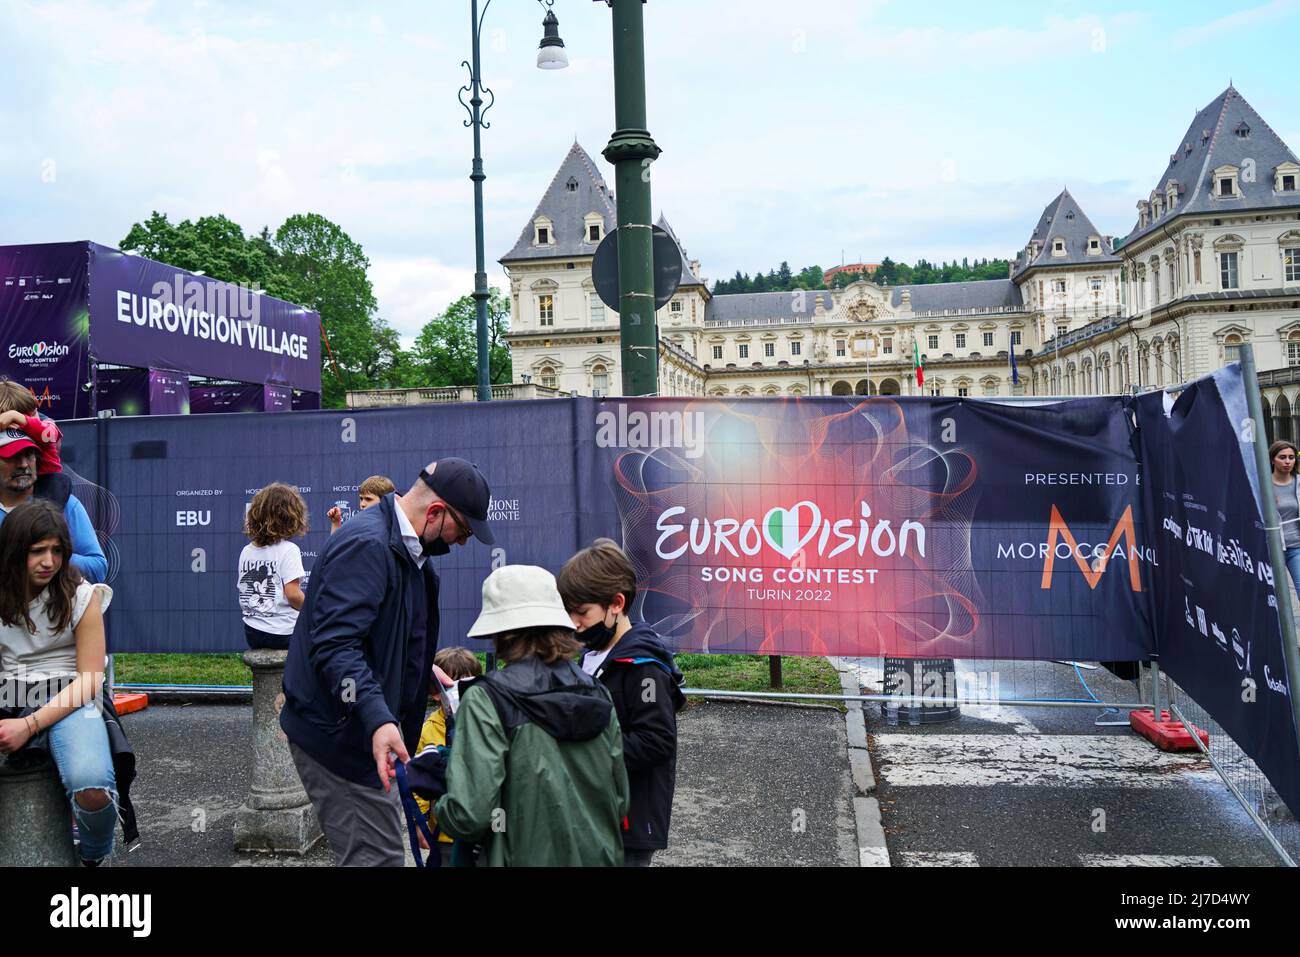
xmin=559 ymin=538 xmax=686 ymax=866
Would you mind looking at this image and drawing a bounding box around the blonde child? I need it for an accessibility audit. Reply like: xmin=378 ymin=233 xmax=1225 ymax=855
xmin=238 ymin=483 xmax=309 ymax=650
xmin=415 ymin=646 xmax=482 ymax=865
xmin=327 ymin=474 xmax=395 ymax=533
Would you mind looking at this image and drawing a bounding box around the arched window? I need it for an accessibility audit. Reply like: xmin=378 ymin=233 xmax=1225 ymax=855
xmin=539 ymin=365 xmax=557 ymax=390
xmin=1224 ymin=334 xmax=1242 ymax=363
xmin=1276 ymin=393 xmax=1293 ymax=442
xmin=591 ymin=364 xmax=609 ymax=397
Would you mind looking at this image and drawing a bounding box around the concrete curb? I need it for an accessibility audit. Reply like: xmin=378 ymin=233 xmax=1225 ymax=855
xmin=854 ymin=797 xmax=891 ymax=867
xmin=828 ymin=657 xmax=889 ymax=867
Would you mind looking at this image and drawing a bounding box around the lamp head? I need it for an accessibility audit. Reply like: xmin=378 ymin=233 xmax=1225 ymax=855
xmin=537 ymin=9 xmax=568 ymax=69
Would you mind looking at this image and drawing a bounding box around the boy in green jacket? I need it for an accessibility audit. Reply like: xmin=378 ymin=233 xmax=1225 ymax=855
xmin=431 ymin=565 xmax=629 ymax=866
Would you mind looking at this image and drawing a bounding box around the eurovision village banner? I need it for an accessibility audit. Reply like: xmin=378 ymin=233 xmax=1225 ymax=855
xmin=0 ymin=241 xmax=320 ymax=419
xmin=53 ymin=376 xmax=1300 ymax=813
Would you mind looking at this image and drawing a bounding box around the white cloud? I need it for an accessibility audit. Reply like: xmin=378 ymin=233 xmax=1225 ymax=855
xmin=368 ymin=256 xmax=505 ymax=345
xmin=1173 ymin=0 xmax=1297 ymax=47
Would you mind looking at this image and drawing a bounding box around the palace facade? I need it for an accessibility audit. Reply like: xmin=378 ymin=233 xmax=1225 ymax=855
xmin=501 ymin=87 xmax=1300 ymax=400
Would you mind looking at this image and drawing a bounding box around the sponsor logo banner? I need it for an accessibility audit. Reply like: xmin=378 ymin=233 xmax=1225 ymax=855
xmin=1136 ymin=364 xmax=1300 ymax=821
xmin=0 ymin=242 xmax=92 ymax=419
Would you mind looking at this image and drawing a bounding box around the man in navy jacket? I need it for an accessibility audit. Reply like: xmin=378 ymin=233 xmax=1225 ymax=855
xmin=281 ymin=457 xmax=494 ymax=866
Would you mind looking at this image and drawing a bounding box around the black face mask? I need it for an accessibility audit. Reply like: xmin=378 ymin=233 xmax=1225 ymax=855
xmin=421 ymin=512 xmax=451 ymax=557
xmin=579 ymin=608 xmax=617 ymax=650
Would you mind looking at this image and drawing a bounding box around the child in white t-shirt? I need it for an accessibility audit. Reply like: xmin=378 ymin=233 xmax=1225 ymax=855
xmin=238 ymin=483 xmax=308 ymax=650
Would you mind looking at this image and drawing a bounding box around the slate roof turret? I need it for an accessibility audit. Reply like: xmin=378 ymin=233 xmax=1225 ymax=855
xmin=1012 ymin=189 xmax=1119 ymax=277
xmin=1115 ymin=86 xmax=1300 ymax=249
xmin=500 ymin=142 xmax=617 ymax=264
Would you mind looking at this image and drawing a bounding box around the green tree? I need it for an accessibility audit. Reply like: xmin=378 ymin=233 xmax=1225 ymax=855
xmin=795 ymin=264 xmax=824 ymax=289
xmin=120 ymin=212 xmax=294 ymax=297
xmin=274 ymin=213 xmax=394 ymax=408
xmin=409 ymin=289 xmax=511 ymax=388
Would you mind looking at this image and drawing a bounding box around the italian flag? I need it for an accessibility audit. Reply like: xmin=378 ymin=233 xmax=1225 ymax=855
xmin=913 ymin=339 xmax=924 ymax=388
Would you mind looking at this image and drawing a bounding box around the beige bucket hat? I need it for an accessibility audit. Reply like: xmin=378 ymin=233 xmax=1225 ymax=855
xmin=466 ymin=564 xmax=575 ymax=638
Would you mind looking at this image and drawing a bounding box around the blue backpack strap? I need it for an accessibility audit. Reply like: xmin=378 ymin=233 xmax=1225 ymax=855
xmin=393 ymin=760 xmax=440 ymax=869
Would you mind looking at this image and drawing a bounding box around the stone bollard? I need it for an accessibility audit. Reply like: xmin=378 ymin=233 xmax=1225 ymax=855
xmin=0 ymin=757 xmax=79 ymax=866
xmin=233 ymin=649 xmax=322 ymax=854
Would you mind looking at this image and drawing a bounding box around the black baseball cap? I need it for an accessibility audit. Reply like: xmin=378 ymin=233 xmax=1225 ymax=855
xmin=419 ymin=458 xmax=495 ymax=545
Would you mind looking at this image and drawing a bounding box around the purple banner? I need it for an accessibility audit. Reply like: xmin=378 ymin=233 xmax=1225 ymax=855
xmin=190 ymin=383 xmax=266 ymax=414
xmin=148 ymin=368 xmax=190 ymax=415
xmin=86 ymin=242 xmax=320 ymax=392
xmin=95 ymin=366 xmax=149 ymax=417
xmin=291 ymin=389 xmax=320 ymax=411
xmin=263 ymin=383 xmax=291 ymax=413
xmin=0 ymin=242 xmax=93 ymax=419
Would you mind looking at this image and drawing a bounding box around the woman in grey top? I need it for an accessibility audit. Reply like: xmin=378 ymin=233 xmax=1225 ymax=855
xmin=1270 ymin=440 xmax=1300 ymax=598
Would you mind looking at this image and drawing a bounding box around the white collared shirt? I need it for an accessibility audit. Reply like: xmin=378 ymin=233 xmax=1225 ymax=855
xmin=392 ymin=496 xmax=427 ymax=568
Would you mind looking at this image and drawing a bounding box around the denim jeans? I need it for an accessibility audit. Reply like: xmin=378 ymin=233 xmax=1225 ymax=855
xmin=46 ymin=701 xmax=118 ymax=862
xmin=1285 ymin=547 xmax=1300 ymax=604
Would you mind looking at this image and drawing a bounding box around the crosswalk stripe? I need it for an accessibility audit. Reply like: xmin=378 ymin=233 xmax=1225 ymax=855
xmin=897 ymin=851 xmax=980 ymax=867
xmin=1078 ymin=854 xmax=1221 ymax=867
xmin=859 ymin=847 xmax=891 ymax=867
xmin=873 ymin=734 xmax=1218 ymax=788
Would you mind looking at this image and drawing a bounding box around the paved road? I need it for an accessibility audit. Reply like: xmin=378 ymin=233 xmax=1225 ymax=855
xmin=102 ymin=697 xmax=855 ymax=867
xmin=844 ymin=658 xmax=1283 ymax=867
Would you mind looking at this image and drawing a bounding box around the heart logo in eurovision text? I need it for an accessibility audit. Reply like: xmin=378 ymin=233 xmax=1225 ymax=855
xmin=762 ymin=501 xmax=822 ymax=560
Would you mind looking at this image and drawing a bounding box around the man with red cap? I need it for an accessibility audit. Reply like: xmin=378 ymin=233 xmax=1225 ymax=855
xmin=0 ymin=427 xmax=106 ymax=582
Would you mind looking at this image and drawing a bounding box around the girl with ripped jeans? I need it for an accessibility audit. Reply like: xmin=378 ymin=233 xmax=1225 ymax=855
xmin=0 ymin=500 xmax=117 ymax=865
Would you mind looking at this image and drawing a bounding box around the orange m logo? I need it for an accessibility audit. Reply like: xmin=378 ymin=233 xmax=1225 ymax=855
xmin=1040 ymin=504 xmax=1143 ymax=592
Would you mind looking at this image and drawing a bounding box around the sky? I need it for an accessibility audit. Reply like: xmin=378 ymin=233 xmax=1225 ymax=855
xmin=2 ymin=0 xmax=1298 ymax=344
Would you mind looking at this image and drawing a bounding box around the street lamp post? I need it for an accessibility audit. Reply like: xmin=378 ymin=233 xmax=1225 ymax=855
xmin=462 ymin=0 xmax=568 ymax=402
xmin=598 ymin=0 xmax=660 ymax=397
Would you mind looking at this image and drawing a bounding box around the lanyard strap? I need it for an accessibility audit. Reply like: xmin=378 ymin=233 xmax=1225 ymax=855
xmin=393 ymin=760 xmax=441 ymax=869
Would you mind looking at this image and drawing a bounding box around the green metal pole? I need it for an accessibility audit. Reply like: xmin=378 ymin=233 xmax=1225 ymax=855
xmin=469 ymin=0 xmax=491 ymax=402
xmin=602 ymin=0 xmax=660 ymax=397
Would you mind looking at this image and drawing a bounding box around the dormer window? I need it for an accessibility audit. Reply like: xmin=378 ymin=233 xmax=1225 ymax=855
xmin=1166 ymin=181 xmax=1180 ymax=209
xmin=565 ymin=176 xmax=579 ymax=192
xmin=582 ymin=212 xmax=604 ymax=245
xmin=1214 ymin=164 xmax=1240 ymax=198
xmin=534 ymin=216 xmax=554 ymax=246
xmin=1051 ymin=238 xmax=1066 ymax=256
xmin=1276 ymin=162 xmax=1300 ymax=192
xmin=1137 ymin=201 xmax=1149 ymax=228
xmin=1065 ymin=210 xmax=1075 ymax=221
xmin=1151 ymin=195 xmax=1163 ymax=218
xmin=1234 ymin=122 xmax=1251 ymax=139
xmin=1088 ymin=236 xmax=1101 ymax=254
xmin=588 ymin=224 xmax=600 ymax=242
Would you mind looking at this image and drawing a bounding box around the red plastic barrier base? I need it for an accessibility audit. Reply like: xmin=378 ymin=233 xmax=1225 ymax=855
xmin=113 ymin=692 xmax=149 ymax=715
xmin=1130 ymin=709 xmax=1208 ymax=752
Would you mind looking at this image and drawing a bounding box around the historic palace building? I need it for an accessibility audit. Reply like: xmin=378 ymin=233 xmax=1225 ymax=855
xmin=501 ymin=87 xmax=1300 ymax=402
